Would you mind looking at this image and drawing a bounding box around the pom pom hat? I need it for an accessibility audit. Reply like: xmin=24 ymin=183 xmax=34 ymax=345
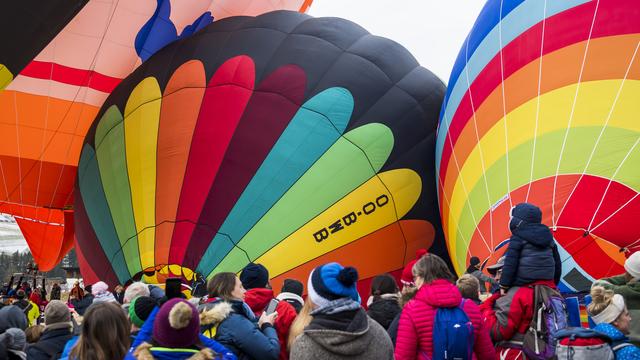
xmin=401 ymin=249 xmax=428 ymax=286
xmin=153 ymin=298 xmax=200 ymax=348
xmin=307 ymin=262 xmax=360 ymax=308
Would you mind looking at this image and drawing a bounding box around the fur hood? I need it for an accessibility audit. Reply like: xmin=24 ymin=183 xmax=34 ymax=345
xmin=199 ymin=300 xmax=233 ymax=327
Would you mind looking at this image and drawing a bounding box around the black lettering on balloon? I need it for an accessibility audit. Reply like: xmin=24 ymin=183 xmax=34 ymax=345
xmin=329 ymin=219 xmax=345 ymax=234
xmin=376 ymin=194 xmax=389 ymax=207
xmin=363 ymin=201 xmax=376 ymax=215
xmin=343 ymin=212 xmax=357 ymax=226
xmin=313 ymin=228 xmax=329 ymax=242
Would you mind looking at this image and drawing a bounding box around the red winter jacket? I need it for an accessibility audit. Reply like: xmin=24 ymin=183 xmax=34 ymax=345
xmin=479 ymin=279 xmax=556 ymax=346
xmin=244 ymin=288 xmax=297 ymax=360
xmin=394 ymin=279 xmax=496 ymax=360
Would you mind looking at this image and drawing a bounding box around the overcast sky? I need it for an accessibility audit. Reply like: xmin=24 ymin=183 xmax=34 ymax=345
xmin=309 ymin=0 xmax=487 ymax=84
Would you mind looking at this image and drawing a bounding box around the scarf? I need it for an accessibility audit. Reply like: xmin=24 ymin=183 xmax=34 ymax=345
xmin=311 ymin=297 xmax=360 ymax=316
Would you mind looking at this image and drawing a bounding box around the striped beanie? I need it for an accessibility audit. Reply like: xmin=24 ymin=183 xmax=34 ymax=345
xmin=128 ymin=296 xmax=156 ymax=328
xmin=307 ymin=262 xmax=360 ymax=308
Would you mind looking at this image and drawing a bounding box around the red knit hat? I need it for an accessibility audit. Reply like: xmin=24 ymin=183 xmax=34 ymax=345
xmin=401 ymin=249 xmax=428 ymax=286
xmin=153 ymin=298 xmax=200 ymax=348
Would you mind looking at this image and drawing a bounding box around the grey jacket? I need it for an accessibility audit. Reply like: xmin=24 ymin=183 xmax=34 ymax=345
xmin=290 ymin=308 xmax=394 ymax=360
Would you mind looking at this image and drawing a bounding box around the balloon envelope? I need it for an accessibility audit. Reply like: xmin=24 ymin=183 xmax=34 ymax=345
xmin=74 ymin=10 xmax=445 ymax=287
xmin=0 ymin=0 xmax=312 ymax=270
xmin=437 ymin=0 xmax=640 ymax=291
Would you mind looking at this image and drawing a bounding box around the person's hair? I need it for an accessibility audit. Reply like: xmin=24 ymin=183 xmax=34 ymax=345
xmin=288 ymin=298 xmax=315 ymax=351
xmin=69 ymin=302 xmax=130 ymax=360
xmin=412 ymin=253 xmax=455 ymax=284
xmin=456 ymin=274 xmax=480 ymax=300
xmin=124 ymin=282 xmax=150 ymax=303
xmin=399 ymin=286 xmax=418 ymax=308
xmin=25 ymin=324 xmax=45 ymax=343
xmin=588 ymin=286 xmax=617 ymax=317
xmin=207 ymin=272 xmax=239 ymax=301
xmin=370 ymin=274 xmax=399 ymax=301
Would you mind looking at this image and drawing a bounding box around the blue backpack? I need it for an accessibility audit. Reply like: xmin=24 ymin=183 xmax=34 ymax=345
xmin=432 ymin=299 xmax=474 ymax=360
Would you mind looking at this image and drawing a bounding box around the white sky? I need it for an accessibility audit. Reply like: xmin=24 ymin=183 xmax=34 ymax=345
xmin=308 ymin=0 xmax=487 ymax=84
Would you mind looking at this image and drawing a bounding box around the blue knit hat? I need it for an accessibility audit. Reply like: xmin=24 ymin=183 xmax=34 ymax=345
xmin=510 ymin=202 xmax=542 ymax=231
xmin=307 ymin=262 xmax=360 ymax=307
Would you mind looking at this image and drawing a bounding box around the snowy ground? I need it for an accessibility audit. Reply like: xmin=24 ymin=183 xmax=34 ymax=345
xmin=0 ymin=215 xmax=28 ymax=254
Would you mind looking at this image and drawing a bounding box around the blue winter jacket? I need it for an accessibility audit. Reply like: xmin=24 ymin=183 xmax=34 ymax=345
xmin=199 ymin=298 xmax=280 ymax=360
xmin=594 ymin=323 xmax=640 ymax=360
xmin=500 ymin=221 xmax=561 ymax=288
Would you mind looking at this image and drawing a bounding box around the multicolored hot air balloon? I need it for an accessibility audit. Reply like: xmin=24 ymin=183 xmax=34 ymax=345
xmin=438 ymin=0 xmax=640 ymax=292
xmin=74 ymin=10 xmax=446 ymax=290
xmin=0 ymin=0 xmax=312 ymax=271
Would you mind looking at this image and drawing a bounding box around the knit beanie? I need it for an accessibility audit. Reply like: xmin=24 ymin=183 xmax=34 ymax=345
xmin=401 ymin=249 xmax=428 ymax=286
xmin=92 ymin=281 xmax=109 ymax=296
xmin=128 ymin=296 xmax=156 ymax=328
xmin=624 ymin=251 xmax=640 ymax=279
xmin=469 ymin=256 xmax=481 ymax=267
xmin=44 ymin=300 xmax=71 ymax=325
xmin=510 ymin=203 xmax=542 ymax=230
xmin=153 ymin=298 xmax=200 ymax=348
xmin=307 ymin=262 xmax=360 ymax=308
xmin=240 ymin=263 xmax=269 ymax=290
xmin=281 ymin=279 xmax=304 ymax=296
xmin=1 ymin=328 xmax=26 ymax=351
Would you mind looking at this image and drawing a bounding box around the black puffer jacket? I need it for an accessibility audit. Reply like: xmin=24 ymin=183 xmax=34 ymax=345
xmin=367 ymin=298 xmax=400 ymax=330
xmin=500 ymin=222 xmax=561 ymax=287
xmin=26 ymin=323 xmax=73 ymax=360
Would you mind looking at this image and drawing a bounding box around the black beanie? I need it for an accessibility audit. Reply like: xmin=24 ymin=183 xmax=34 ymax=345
xmin=240 ymin=263 xmax=269 ymax=290
xmin=281 ymin=279 xmax=303 ymax=296
xmin=129 ymin=296 xmax=156 ymax=328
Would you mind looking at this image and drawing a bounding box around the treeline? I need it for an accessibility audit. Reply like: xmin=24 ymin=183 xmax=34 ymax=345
xmin=0 ymin=249 xmax=78 ymax=283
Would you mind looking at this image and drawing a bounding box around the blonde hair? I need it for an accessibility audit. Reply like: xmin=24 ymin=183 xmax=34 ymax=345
xmin=456 ymin=274 xmax=480 ymax=300
xmin=588 ymin=286 xmax=616 ymax=317
xmin=287 ymin=298 xmax=315 ymax=351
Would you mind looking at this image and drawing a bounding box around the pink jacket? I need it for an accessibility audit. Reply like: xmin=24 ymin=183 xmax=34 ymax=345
xmin=394 ymin=279 xmax=496 ymax=360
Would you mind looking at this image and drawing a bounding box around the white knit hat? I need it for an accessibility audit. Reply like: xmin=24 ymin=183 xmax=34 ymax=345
xmin=624 ymin=252 xmax=640 ymax=279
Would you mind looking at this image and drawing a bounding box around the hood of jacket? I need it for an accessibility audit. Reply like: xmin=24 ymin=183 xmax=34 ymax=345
xmin=304 ymin=307 xmax=377 ymax=356
xmin=513 ymin=222 xmax=554 ymax=248
xmin=0 ymin=305 xmax=27 ymax=332
xmin=244 ymin=288 xmax=274 ymax=314
xmin=594 ymin=322 xmax=628 ymax=342
xmin=200 ymin=298 xmax=255 ymax=327
xmin=414 ymin=279 xmax=462 ymax=308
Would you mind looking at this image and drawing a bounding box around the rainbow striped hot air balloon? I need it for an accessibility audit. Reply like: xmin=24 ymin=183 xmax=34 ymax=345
xmin=438 ymin=0 xmax=640 ymax=292
xmin=74 ymin=11 xmax=446 ymax=290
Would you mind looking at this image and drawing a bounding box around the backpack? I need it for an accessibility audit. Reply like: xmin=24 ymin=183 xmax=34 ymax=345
xmin=555 ymin=327 xmax=636 ymax=359
xmin=523 ymin=285 xmax=568 ymax=359
xmin=432 ymin=299 xmax=474 ymax=360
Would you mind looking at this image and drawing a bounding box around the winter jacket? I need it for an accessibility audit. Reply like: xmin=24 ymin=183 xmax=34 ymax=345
xmin=594 ymin=323 xmax=640 ymax=360
xmin=469 ymin=269 xmax=498 ymax=294
xmin=125 ymin=306 xmax=236 ymax=360
xmin=276 ymin=292 xmax=304 ymax=314
xmin=50 ymin=286 xmax=61 ymax=300
xmin=13 ymin=299 xmax=39 ymax=326
xmin=480 ymin=280 xmax=556 ymax=359
xmin=70 ymin=294 xmax=93 ymax=315
xmin=290 ymin=307 xmax=394 ymax=360
xmin=245 ymin=288 xmax=297 ymax=360
xmin=199 ymin=298 xmax=280 ymax=360
xmin=394 ymin=279 xmax=495 ymax=360
xmin=0 ymin=305 xmax=28 ymax=332
xmin=366 ymin=296 xmax=401 ymax=330
xmin=500 ymin=222 xmax=561 ymax=288
xmin=593 ymin=275 xmax=640 ymax=346
xmin=26 ymin=323 xmax=74 ymax=360
xmin=387 ymin=312 xmax=400 ymax=345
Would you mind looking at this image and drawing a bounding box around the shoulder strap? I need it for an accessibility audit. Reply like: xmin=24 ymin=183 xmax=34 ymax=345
xmin=612 ymin=341 xmax=635 ymax=351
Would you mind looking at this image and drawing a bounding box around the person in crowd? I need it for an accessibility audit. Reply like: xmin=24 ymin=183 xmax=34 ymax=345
xmin=240 ymin=263 xmax=297 ymax=360
xmin=29 ymin=287 xmax=45 ymax=311
xmin=289 ymin=262 xmax=394 ymax=360
xmin=199 ymin=272 xmax=280 ymax=360
xmin=91 ymin=281 xmax=117 ymax=303
xmin=25 ymin=324 xmax=44 ymax=344
xmin=61 ymin=302 xmax=130 ymax=360
xmin=70 ymin=284 xmax=94 ymax=315
xmin=123 ymin=282 xmax=151 ymax=308
xmin=0 ymin=328 xmax=27 ymax=360
xmin=287 ymin=299 xmax=313 ymax=351
xmin=395 ymin=253 xmax=495 ymax=360
xmin=387 ymin=256 xmax=421 ymax=345
xmin=7 ymin=276 xmax=23 ymax=298
xmin=128 ymin=298 xmax=234 ymax=359
xmin=366 ymin=274 xmax=401 ymax=330
xmin=486 ymin=256 xmax=505 ymax=294
xmin=113 ymin=285 xmax=125 ymax=304
xmin=499 ymin=203 xmax=561 ymax=293
xmin=50 ymin=283 xmax=62 ymax=301
xmin=0 ymin=305 xmax=28 ymax=333
xmin=277 ymin=279 xmax=304 ymax=314
xmin=592 ymin=251 xmax=640 ymax=345
xmin=20 ymin=282 xmax=31 ymax=298
xmin=69 ymin=281 xmax=84 ymax=301
xmin=12 ymin=290 xmax=39 ymax=326
xmin=26 ymin=300 xmax=74 ymax=359
xmin=128 ymin=296 xmax=156 ymax=342
xmin=456 ymin=274 xmax=482 ymax=305
xmin=465 ymin=256 xmax=497 ymax=294
xmin=588 ymin=286 xmax=640 ymax=358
